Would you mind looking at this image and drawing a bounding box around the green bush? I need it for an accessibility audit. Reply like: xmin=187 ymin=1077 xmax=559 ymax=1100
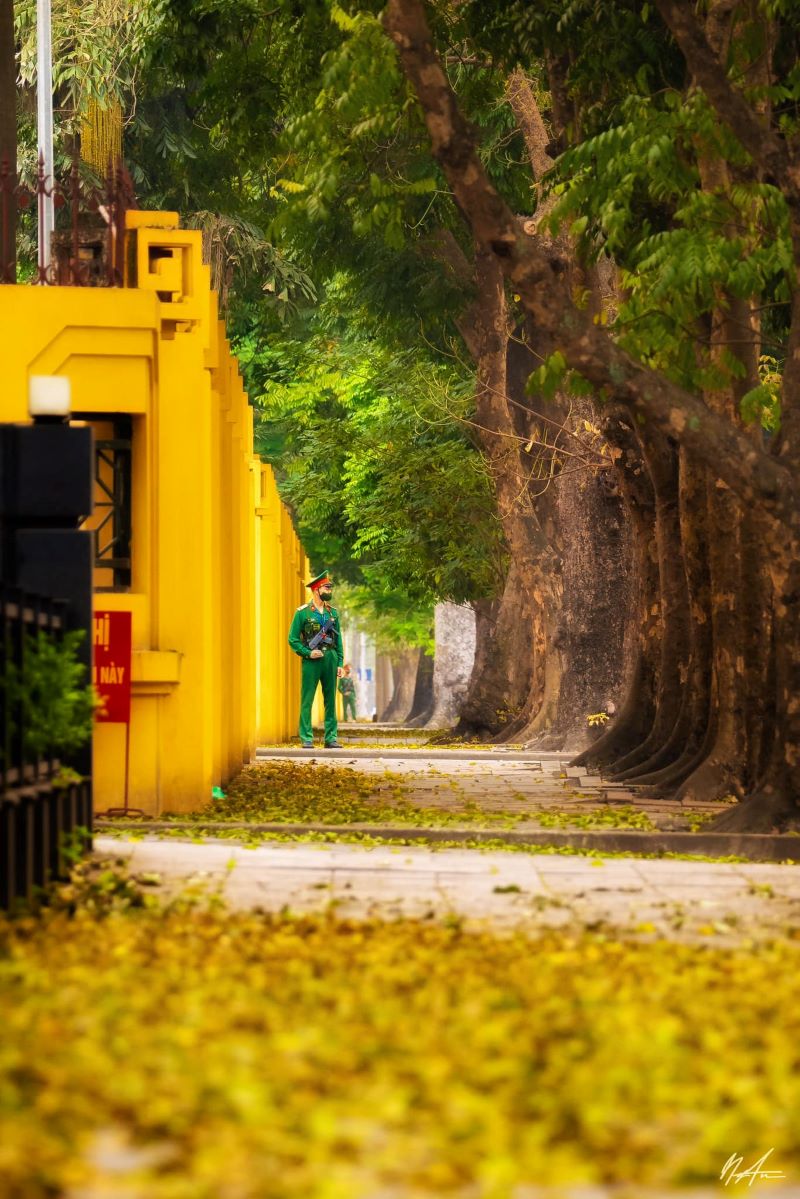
xmin=2 ymin=630 xmax=95 ymax=760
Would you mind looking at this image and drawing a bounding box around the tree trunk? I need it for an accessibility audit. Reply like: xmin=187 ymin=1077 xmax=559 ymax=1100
xmin=759 ymin=565 xmax=800 ymax=821
xmin=375 ymin=653 xmax=394 ymax=721
xmin=662 ymin=5 xmax=761 ymax=802
xmin=454 ymin=560 xmax=534 ymax=737
xmin=454 ymin=249 xmax=557 ymax=737
xmin=609 ymin=431 xmax=691 ymax=778
xmin=739 ymin=502 xmax=774 ymax=789
xmin=0 ymin=0 xmax=15 ymax=281
xmin=380 ymin=647 xmax=421 ymax=723
xmin=673 ymin=481 xmax=748 ymax=800
xmin=711 ymin=558 xmax=800 ymax=832
xmin=515 ymin=597 xmax=560 ymax=743
xmin=618 ymin=449 xmax=711 ymax=788
xmin=571 ymin=421 xmax=660 ymax=768
xmin=406 ymin=650 xmax=434 ymax=726
xmin=443 ymin=80 xmax=635 ymax=752
xmin=517 ymin=402 xmax=635 ymax=751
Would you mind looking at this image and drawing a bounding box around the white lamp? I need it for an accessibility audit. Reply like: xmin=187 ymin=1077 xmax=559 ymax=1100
xmin=28 ymin=374 xmax=72 ymax=420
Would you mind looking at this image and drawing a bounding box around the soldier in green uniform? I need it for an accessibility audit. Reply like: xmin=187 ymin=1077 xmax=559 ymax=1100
xmin=287 ymin=570 xmax=344 ymax=748
xmin=338 ymin=663 xmax=357 ymax=721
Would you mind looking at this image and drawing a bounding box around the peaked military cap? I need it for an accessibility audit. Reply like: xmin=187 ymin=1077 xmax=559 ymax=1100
xmin=306 ymin=569 xmax=332 ymax=590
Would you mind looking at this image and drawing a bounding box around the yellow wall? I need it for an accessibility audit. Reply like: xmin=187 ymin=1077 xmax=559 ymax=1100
xmin=0 ymin=211 xmax=310 ymax=814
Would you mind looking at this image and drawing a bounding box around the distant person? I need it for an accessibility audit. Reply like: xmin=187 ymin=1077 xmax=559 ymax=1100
xmin=338 ymin=663 xmax=357 ymax=721
xmin=287 ymin=570 xmax=343 ymax=748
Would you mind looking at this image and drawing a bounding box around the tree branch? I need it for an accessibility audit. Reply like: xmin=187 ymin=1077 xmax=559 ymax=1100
xmin=652 ymin=0 xmax=800 ymax=202
xmin=505 ymin=70 xmax=554 ymax=183
xmin=382 ymin=0 xmax=792 ymax=517
xmin=423 ymin=226 xmax=473 ymax=286
xmin=422 ymin=227 xmax=483 ymax=359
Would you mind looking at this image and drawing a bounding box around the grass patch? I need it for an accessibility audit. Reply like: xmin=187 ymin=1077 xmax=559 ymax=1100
xmin=1 ymin=866 xmax=799 ymax=1197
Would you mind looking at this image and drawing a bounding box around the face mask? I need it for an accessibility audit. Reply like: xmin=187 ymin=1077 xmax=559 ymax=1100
xmin=318 ymin=588 xmax=333 ymax=601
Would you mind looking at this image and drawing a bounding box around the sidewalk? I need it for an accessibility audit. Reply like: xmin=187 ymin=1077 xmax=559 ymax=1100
xmin=254 ymin=744 xmax=743 ymax=828
xmin=95 ymin=835 xmax=800 ymax=944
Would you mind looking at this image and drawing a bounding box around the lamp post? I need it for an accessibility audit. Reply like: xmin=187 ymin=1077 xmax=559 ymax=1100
xmin=36 ymin=0 xmax=54 ymax=274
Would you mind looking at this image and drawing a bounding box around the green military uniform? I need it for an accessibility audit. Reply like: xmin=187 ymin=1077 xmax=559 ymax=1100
xmin=287 ymin=574 xmax=343 ymax=745
xmin=338 ymin=672 xmax=357 ymax=721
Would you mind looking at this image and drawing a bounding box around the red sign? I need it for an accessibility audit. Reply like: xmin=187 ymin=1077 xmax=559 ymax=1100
xmin=93 ymin=610 xmax=132 ymax=724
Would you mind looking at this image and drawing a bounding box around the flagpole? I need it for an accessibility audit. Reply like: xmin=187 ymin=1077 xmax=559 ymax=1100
xmin=36 ymin=0 xmax=54 ymax=275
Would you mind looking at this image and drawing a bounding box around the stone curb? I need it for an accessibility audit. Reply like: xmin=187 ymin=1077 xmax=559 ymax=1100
xmin=337 ymin=723 xmax=419 ymax=731
xmin=92 ymin=821 xmax=800 ymax=861
xmin=255 ymin=747 xmax=555 ymax=762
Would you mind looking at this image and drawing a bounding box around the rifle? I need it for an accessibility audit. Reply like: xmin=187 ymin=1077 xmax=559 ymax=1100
xmin=307 ymin=611 xmax=338 ymax=652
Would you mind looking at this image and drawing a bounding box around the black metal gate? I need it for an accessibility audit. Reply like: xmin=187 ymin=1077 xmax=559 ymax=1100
xmin=0 ymin=421 xmax=94 ymax=908
xmin=0 ymin=585 xmax=92 ymax=906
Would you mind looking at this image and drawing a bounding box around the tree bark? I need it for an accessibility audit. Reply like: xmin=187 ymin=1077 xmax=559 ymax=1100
xmin=0 ymin=0 xmax=15 ymax=281
xmin=406 ymin=650 xmax=434 ymax=726
xmin=453 ymin=248 xmax=558 ymax=737
xmin=454 ymin=559 xmax=534 ymax=737
xmin=674 ymin=480 xmax=747 ymax=800
xmin=375 ymin=653 xmax=394 ymax=721
xmin=610 ymin=431 xmax=690 ymax=778
xmin=545 ymin=458 xmax=633 ymax=752
xmin=381 ymin=647 xmax=422 ymax=723
xmin=571 ymin=425 xmax=660 ymax=769
xmin=625 ymin=449 xmax=712 ymax=789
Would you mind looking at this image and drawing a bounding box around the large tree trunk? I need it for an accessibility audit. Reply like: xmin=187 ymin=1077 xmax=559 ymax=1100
xmin=454 ymin=249 xmax=557 ymax=738
xmin=543 ymin=463 xmax=634 ymax=752
xmin=572 ymin=421 xmax=661 ymax=768
xmin=454 ymin=560 xmax=534 ymax=737
xmin=674 ymin=481 xmax=748 ymax=800
xmin=0 ymin=0 xmax=15 ymax=282
xmin=380 ymin=647 xmax=421 ymax=723
xmin=514 ymin=395 xmax=635 ymax=752
xmin=442 ymin=78 xmax=635 ymax=752
xmin=375 ymin=654 xmax=394 ymax=721
xmin=498 ymin=248 xmax=636 ymax=750
xmin=663 ymin=7 xmax=762 ymax=802
xmin=477 ymin=311 xmax=635 ymax=750
xmin=739 ymin=501 xmax=775 ymax=789
xmin=712 ymin=278 xmax=800 ymax=829
xmin=624 ymin=450 xmax=712 ymax=790
xmin=608 ymin=432 xmax=691 ymax=778
xmin=711 ymin=554 xmax=800 ymax=831
xmin=406 ymin=650 xmax=434 ymax=726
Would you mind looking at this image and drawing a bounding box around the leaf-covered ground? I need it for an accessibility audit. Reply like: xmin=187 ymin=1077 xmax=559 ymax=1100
xmin=106 ymin=826 xmax=754 ymax=863
xmin=1 ymin=870 xmax=799 ymax=1197
xmin=162 ymin=762 xmax=658 ymax=831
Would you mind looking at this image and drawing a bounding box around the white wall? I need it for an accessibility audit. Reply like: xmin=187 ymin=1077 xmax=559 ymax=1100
xmin=425 ymin=602 xmax=476 ymax=729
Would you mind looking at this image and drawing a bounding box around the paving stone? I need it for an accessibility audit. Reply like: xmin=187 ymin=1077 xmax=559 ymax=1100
xmin=94 ymin=743 xmax=800 ymax=939
xmin=96 ymin=835 xmax=800 ymax=944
